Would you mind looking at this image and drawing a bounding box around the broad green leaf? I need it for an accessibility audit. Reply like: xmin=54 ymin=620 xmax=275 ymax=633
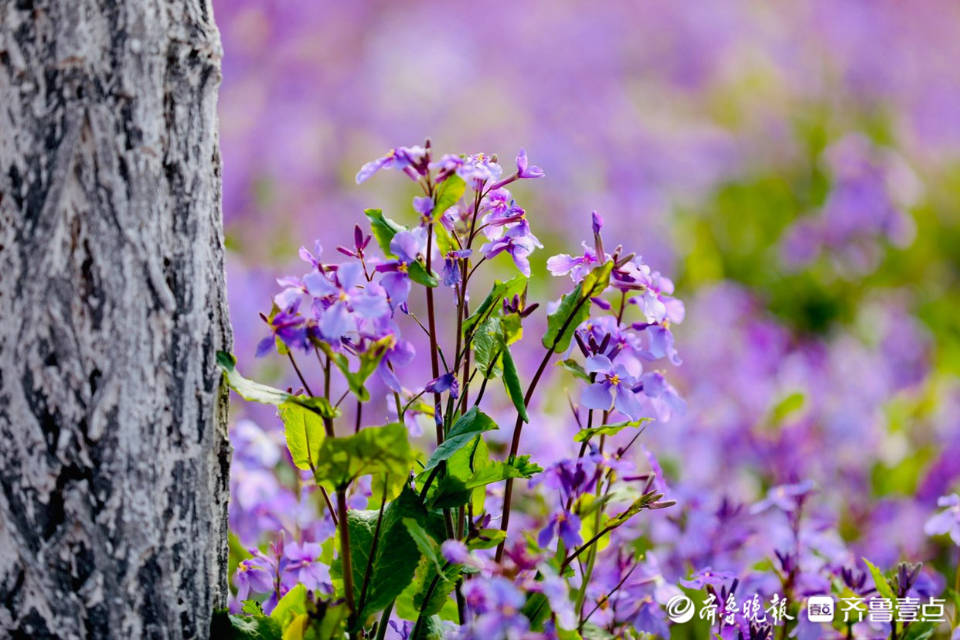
xmin=365 ymin=209 xmax=405 ymax=257
xmin=574 ymin=418 xmax=649 ymax=443
xmin=340 ymin=488 xmax=440 ymax=621
xmin=313 ymin=423 xmax=416 ymax=489
xmin=862 ymin=558 xmax=898 ymax=603
xmin=463 ymin=276 xmax=528 ymax=336
xmin=210 ymin=610 xmax=282 ymax=640
xmin=401 ymin=517 xmax=446 ymax=572
xmin=472 ymin=317 xmax=503 ymax=378
xmin=522 ymin=592 xmax=551 ymax=631
xmin=432 ymin=175 xmax=466 ymax=220
xmin=542 ymin=262 xmax=613 ymax=352
xmin=279 ymin=402 xmax=326 ymax=470
xmin=501 ymin=313 xmax=523 ymax=345
xmin=217 ymin=352 xmax=339 ymax=418
xmin=395 ymin=554 xmax=460 ymax=625
xmin=432 ymin=223 xmax=457 ymax=256
xmin=408 ymin=261 xmax=439 ymax=288
xmin=422 ymin=407 xmax=498 ymax=473
xmin=270 ymin=584 xmax=307 ymax=630
xmin=901 ymin=621 xmax=936 ymax=640
xmin=500 ymin=344 xmax=528 ymax=422
xmin=429 ymin=456 xmax=542 ymax=508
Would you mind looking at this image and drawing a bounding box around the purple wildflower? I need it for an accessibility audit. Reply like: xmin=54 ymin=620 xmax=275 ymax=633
xmin=355 ymin=145 xmax=428 ymax=184
xmin=924 ymin=494 xmax=960 ymax=545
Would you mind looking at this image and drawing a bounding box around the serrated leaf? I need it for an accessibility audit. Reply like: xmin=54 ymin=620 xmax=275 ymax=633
xmin=543 ymin=262 xmax=613 ymax=352
xmin=422 ymin=407 xmax=498 ymax=474
xmin=574 ymin=418 xmax=649 ymax=443
xmin=342 ymin=488 xmax=440 ymax=621
xmin=500 ymin=344 xmax=528 ymax=422
xmin=408 ymin=261 xmax=439 ymax=288
xmin=432 ymin=175 xmax=466 ymax=220
xmin=313 ymin=423 xmax=416 ymax=489
xmin=365 ymin=209 xmax=405 ymax=257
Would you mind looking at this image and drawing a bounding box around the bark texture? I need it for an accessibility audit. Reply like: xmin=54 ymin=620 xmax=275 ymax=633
xmin=0 ymin=1 xmax=230 ymax=638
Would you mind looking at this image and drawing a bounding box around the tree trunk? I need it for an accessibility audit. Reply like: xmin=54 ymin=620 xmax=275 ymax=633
xmin=0 ymin=1 xmax=230 ymax=638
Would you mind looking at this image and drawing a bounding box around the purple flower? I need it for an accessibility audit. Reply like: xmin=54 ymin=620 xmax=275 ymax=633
xmin=546 ymin=243 xmax=602 ymax=282
xmin=280 ymin=541 xmax=330 ymax=593
xmin=515 ymin=149 xmax=544 ymax=179
xmin=355 ymin=145 xmax=428 ymax=184
xmin=581 ymin=355 xmax=650 ymax=421
xmin=440 ymin=249 xmax=471 ymax=288
xmin=306 ymin=262 xmax=390 ymax=341
xmin=256 ymin=301 xmax=308 ymax=357
xmin=375 ymin=227 xmax=429 ymax=310
xmin=461 ymin=577 xmax=529 ymax=639
xmin=431 ymin=152 xmax=502 ymax=186
xmin=924 ymin=494 xmax=960 ymax=545
xmin=479 ymin=220 xmax=542 ymax=276
xmin=538 ymin=509 xmax=582 ymax=549
xmin=750 ymin=480 xmax=816 ymax=515
xmin=425 ymin=372 xmax=459 ymax=399
xmin=233 ymin=553 xmax=275 ymax=601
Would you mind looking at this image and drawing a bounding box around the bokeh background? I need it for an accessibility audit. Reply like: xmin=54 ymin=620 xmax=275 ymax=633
xmin=214 ymin=0 xmax=960 ymax=620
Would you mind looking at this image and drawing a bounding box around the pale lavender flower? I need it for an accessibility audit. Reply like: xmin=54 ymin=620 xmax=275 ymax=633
xmin=924 ymin=494 xmax=960 ymax=545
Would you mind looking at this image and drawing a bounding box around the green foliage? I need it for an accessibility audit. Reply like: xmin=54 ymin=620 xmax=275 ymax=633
xmin=217 ymin=352 xmax=339 ymax=418
xmin=279 ymin=402 xmax=327 ymax=471
xmin=862 ymin=557 xmax=898 ymax=603
xmin=210 ymin=610 xmax=282 ymax=640
xmin=429 ymin=452 xmax=541 ymax=508
xmin=501 ymin=345 xmax=528 ymax=422
xmin=543 ymin=262 xmax=613 ymax=352
xmin=463 ymin=275 xmax=527 ymax=337
xmin=432 ymin=175 xmax=466 ymax=220
xmin=316 ymin=336 xmax=392 ymax=403
xmin=574 ymin=419 xmax=648 ymax=443
xmin=312 ymin=423 xmax=416 ymax=489
xmin=408 ymin=261 xmax=439 ymax=288
xmin=342 ymin=488 xmax=441 ymax=621
xmin=422 ymin=407 xmax=497 ymax=473
xmin=364 ymin=209 xmax=405 ymax=256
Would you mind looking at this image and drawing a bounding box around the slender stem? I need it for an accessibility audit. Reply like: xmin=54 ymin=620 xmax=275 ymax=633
xmin=411 ymin=563 xmax=450 ymax=639
xmin=355 ymin=399 xmax=363 ymax=434
xmin=357 ymin=477 xmax=388 ymax=614
xmin=287 ymin=353 xmax=314 ymax=397
xmin=425 ymin=222 xmax=444 ymax=447
xmin=581 ymin=562 xmax=639 ymax=628
xmin=496 ymin=281 xmax=602 ymax=561
xmin=375 ymin=601 xmax=394 ymax=640
xmin=337 ymin=488 xmax=356 ymax=614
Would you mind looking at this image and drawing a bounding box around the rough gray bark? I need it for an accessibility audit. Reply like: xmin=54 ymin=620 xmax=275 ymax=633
xmin=0 ymin=1 xmax=231 ymax=638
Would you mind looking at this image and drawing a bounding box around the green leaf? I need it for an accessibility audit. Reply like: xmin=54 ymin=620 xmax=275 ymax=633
xmin=432 ymin=175 xmax=466 ymax=220
xmin=365 ymin=209 xmax=405 ymax=257
xmin=422 ymin=407 xmax=498 ymax=473
xmin=407 ymin=261 xmax=439 ymax=288
xmin=558 ymin=358 xmax=590 ymax=381
xmin=467 ymin=528 xmax=506 ymax=550
xmin=317 ymin=336 xmax=393 ymax=403
xmin=269 ymin=584 xmax=307 ymax=629
xmin=542 ymin=261 xmax=613 ymax=352
xmin=500 ymin=344 xmax=528 ymax=422
xmin=463 ymin=276 xmax=528 ymax=337
xmin=342 ymin=487 xmax=440 ymax=620
xmin=217 ymin=352 xmax=339 ymax=418
xmin=472 ymin=317 xmax=503 ymax=379
xmin=210 ymin=610 xmax=282 ymax=640
xmin=574 ymin=419 xmax=649 ymax=443
xmin=313 ymin=423 xmax=416 ymax=489
xmin=522 ymin=592 xmax=551 ymax=631
xmin=429 ymin=455 xmax=542 ymax=508
xmin=862 ymin=557 xmax=898 ymax=604
xmin=401 ymin=517 xmax=446 ymax=572
xmin=901 ymin=621 xmax=936 ymax=640
xmin=395 ymin=554 xmax=460 ymax=625
xmin=279 ymin=402 xmax=327 ymax=470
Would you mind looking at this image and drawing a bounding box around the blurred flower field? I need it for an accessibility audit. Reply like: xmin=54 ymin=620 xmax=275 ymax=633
xmin=214 ymin=2 xmax=960 ymax=638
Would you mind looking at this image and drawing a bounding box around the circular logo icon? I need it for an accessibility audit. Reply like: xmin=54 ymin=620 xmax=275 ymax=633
xmin=665 ymin=594 xmax=695 ymax=623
